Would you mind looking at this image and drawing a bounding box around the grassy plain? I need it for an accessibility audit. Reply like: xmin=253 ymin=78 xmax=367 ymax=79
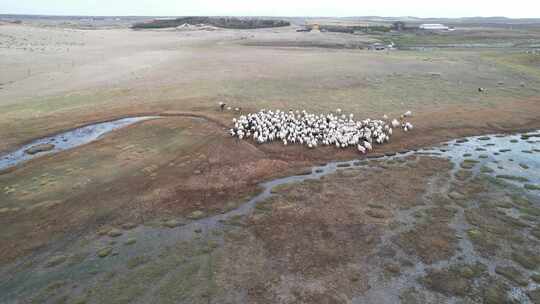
xmin=1 ymin=16 xmax=540 ymax=303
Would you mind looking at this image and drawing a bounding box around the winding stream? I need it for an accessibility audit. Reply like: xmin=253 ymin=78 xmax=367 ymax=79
xmin=0 ymin=116 xmax=159 ymax=171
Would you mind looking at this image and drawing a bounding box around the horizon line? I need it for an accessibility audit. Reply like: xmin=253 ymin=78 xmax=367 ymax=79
xmin=1 ymin=13 xmax=540 ymax=20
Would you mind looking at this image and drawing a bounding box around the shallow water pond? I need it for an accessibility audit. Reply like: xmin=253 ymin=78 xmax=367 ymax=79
xmin=421 ymin=130 xmax=540 ymax=189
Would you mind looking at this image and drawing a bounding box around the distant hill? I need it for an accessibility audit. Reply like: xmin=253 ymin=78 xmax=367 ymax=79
xmin=131 ymin=17 xmax=290 ymax=29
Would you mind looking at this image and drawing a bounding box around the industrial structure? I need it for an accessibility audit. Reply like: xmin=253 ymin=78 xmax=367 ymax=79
xmin=419 ymin=23 xmax=450 ymax=30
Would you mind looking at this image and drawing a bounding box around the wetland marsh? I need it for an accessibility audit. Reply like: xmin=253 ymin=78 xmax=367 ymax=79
xmin=2 ymin=14 xmax=540 ymax=303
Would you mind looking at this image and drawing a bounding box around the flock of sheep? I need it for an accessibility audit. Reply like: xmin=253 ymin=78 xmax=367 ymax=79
xmin=229 ymin=108 xmax=413 ymax=154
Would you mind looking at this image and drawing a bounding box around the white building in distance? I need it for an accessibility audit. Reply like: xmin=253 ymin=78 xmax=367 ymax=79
xmin=419 ymin=24 xmax=449 ymax=30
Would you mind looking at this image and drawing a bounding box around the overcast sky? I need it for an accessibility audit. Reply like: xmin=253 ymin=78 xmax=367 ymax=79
xmin=1 ymin=0 xmax=539 ymax=18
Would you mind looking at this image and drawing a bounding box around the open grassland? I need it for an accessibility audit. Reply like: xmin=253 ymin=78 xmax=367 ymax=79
xmin=1 ymin=23 xmax=540 ymax=152
xmin=481 ymin=51 xmax=540 ymax=81
xmin=377 ymin=28 xmax=540 ymax=48
xmin=1 ymin=19 xmax=540 ymax=303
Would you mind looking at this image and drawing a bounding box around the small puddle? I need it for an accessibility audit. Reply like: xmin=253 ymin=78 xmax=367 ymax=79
xmin=0 ymin=116 xmax=160 ymax=171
